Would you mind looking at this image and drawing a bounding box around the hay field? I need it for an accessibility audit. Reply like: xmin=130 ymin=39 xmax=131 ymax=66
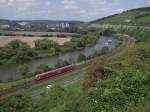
xmin=0 ymin=31 xmax=79 ymax=36
xmin=0 ymin=36 xmax=71 ymax=47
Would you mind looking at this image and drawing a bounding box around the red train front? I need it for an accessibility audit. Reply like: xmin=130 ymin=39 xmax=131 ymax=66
xmin=35 ymin=64 xmax=76 ymax=80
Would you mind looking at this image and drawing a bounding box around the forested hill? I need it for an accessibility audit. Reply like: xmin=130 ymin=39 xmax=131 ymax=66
xmin=91 ymin=7 xmax=150 ymax=25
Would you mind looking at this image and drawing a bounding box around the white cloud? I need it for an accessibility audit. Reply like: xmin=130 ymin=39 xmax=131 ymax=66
xmin=62 ymin=0 xmax=75 ymax=5
xmin=45 ymin=1 xmax=51 ymax=6
xmin=5 ymin=0 xmax=35 ymax=6
xmin=64 ymin=5 xmax=79 ymax=9
xmin=0 ymin=0 xmax=6 ymax=3
xmin=116 ymin=8 xmax=124 ymax=13
xmin=62 ymin=0 xmax=79 ymax=9
xmin=80 ymin=10 xmax=87 ymax=14
xmin=147 ymin=0 xmax=150 ymax=4
xmin=102 ymin=7 xmax=111 ymax=11
xmin=89 ymin=0 xmax=106 ymax=5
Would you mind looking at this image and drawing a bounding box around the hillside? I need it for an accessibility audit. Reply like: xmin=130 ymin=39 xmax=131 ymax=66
xmin=0 ymin=20 xmax=82 ymax=31
xmin=0 ymin=6 xmax=150 ymax=112
xmin=1 ymin=29 xmax=149 ymax=112
xmin=92 ymin=7 xmax=150 ymax=25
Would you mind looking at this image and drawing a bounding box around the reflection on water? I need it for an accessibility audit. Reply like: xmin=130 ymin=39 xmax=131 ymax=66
xmin=0 ymin=36 xmax=118 ymax=81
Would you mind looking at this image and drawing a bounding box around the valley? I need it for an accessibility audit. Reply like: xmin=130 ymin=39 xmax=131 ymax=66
xmin=0 ymin=5 xmax=149 ymax=112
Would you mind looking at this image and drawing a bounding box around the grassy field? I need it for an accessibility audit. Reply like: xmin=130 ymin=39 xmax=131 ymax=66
xmin=0 ymin=31 xmax=79 ymax=36
xmin=0 ymin=36 xmax=71 ymax=47
xmin=65 ymin=80 xmax=83 ymax=93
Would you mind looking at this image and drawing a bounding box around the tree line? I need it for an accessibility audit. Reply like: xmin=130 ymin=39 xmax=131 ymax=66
xmin=0 ymin=29 xmax=101 ymax=65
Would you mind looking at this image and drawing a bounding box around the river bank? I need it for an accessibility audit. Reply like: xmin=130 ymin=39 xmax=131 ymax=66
xmin=0 ymin=36 xmax=118 ymax=82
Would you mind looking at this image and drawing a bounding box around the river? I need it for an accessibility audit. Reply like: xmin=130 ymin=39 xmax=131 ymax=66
xmin=0 ymin=36 xmax=118 ymax=82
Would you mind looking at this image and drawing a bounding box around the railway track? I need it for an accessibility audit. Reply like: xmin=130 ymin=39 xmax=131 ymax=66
xmin=0 ymin=35 xmax=134 ymax=97
xmin=0 ymin=63 xmax=89 ymax=97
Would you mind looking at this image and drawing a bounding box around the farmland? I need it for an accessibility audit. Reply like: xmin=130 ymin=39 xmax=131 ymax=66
xmin=0 ymin=5 xmax=149 ymax=112
xmin=0 ymin=31 xmax=79 ymax=37
xmin=0 ymin=36 xmax=71 ymax=47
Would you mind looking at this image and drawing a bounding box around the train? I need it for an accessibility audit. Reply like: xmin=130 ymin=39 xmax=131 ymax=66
xmin=35 ymin=64 xmax=76 ymax=80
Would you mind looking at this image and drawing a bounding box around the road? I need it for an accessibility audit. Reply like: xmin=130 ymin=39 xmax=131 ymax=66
xmin=31 ymin=74 xmax=84 ymax=97
xmin=31 ymin=34 xmax=136 ymax=98
xmin=0 ymin=64 xmax=87 ymax=97
xmin=0 ymin=34 xmax=134 ymax=97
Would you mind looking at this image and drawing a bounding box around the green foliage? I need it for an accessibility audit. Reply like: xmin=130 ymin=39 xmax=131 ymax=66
xmin=36 ymin=64 xmax=50 ymax=74
xmin=62 ymin=29 xmax=100 ymax=52
xmin=101 ymin=46 xmax=110 ymax=54
xmin=7 ymin=39 xmax=25 ymax=49
xmin=18 ymin=64 xmax=29 ymax=78
xmin=86 ymin=69 xmax=149 ymax=112
xmin=0 ymin=28 xmax=101 ymax=65
xmin=55 ymin=59 xmax=70 ymax=68
xmin=91 ymin=47 xmax=110 ymax=58
xmin=78 ymin=54 xmax=87 ymax=62
xmin=1 ymin=25 xmax=150 ymax=112
xmin=118 ymin=29 xmax=150 ymax=42
xmin=0 ymin=94 xmax=34 ymax=112
xmin=1 ymin=39 xmax=150 ymax=112
xmin=34 ymin=39 xmax=59 ymax=51
xmin=82 ymin=37 xmax=150 ymax=112
xmin=102 ymin=29 xmax=116 ymax=36
xmin=93 ymin=7 xmax=150 ymax=25
xmin=0 ymin=40 xmax=37 ymax=64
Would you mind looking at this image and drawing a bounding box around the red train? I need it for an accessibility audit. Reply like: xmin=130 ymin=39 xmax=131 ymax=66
xmin=35 ymin=64 xmax=76 ymax=80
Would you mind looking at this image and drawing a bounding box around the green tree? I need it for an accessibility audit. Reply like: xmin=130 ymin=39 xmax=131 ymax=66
xmin=36 ymin=64 xmax=50 ymax=73
xmin=0 ymin=40 xmax=37 ymax=64
xmin=55 ymin=59 xmax=70 ymax=68
xmin=78 ymin=54 xmax=86 ymax=62
xmin=101 ymin=46 xmax=109 ymax=55
xmin=7 ymin=39 xmax=27 ymax=49
xmin=34 ymin=39 xmax=59 ymax=51
xmin=92 ymin=49 xmax=102 ymax=57
xmin=0 ymin=94 xmax=34 ymax=112
xmin=18 ymin=64 xmax=29 ymax=85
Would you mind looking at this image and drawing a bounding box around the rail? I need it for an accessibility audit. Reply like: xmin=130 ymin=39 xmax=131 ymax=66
xmin=0 ymin=34 xmax=134 ymax=97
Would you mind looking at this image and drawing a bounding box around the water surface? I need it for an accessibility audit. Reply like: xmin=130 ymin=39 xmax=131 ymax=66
xmin=0 ymin=36 xmax=118 ymax=81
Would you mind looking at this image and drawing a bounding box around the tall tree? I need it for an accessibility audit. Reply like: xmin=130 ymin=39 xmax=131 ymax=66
xmin=18 ymin=64 xmax=29 ymax=86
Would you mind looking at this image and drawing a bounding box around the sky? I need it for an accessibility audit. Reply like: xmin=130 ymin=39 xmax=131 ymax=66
xmin=0 ymin=0 xmax=150 ymax=21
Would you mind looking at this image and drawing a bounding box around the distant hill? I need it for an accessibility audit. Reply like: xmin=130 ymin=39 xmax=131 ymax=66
xmin=0 ymin=20 xmax=82 ymax=31
xmin=91 ymin=7 xmax=150 ymax=25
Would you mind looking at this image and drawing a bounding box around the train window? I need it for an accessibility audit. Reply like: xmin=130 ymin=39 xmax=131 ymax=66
xmin=57 ymin=69 xmax=62 ymax=74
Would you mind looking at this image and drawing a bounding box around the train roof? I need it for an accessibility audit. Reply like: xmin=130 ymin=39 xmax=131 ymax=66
xmin=37 ymin=64 xmax=74 ymax=76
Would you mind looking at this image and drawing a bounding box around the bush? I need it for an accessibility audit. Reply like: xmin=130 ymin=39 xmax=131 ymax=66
xmin=78 ymin=54 xmax=86 ymax=62
xmin=36 ymin=64 xmax=50 ymax=74
xmin=0 ymin=40 xmax=37 ymax=64
xmin=101 ymin=46 xmax=109 ymax=54
xmin=0 ymin=94 xmax=34 ymax=112
xmin=55 ymin=59 xmax=70 ymax=68
xmin=34 ymin=39 xmax=59 ymax=51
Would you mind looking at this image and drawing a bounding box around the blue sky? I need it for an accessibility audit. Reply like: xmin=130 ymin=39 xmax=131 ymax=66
xmin=0 ymin=0 xmax=150 ymax=21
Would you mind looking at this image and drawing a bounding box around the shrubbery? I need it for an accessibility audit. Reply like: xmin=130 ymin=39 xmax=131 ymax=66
xmin=0 ymin=29 xmax=101 ymax=65
xmin=1 ymin=30 xmax=150 ymax=112
xmin=78 ymin=54 xmax=87 ymax=62
xmin=36 ymin=64 xmax=50 ymax=74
